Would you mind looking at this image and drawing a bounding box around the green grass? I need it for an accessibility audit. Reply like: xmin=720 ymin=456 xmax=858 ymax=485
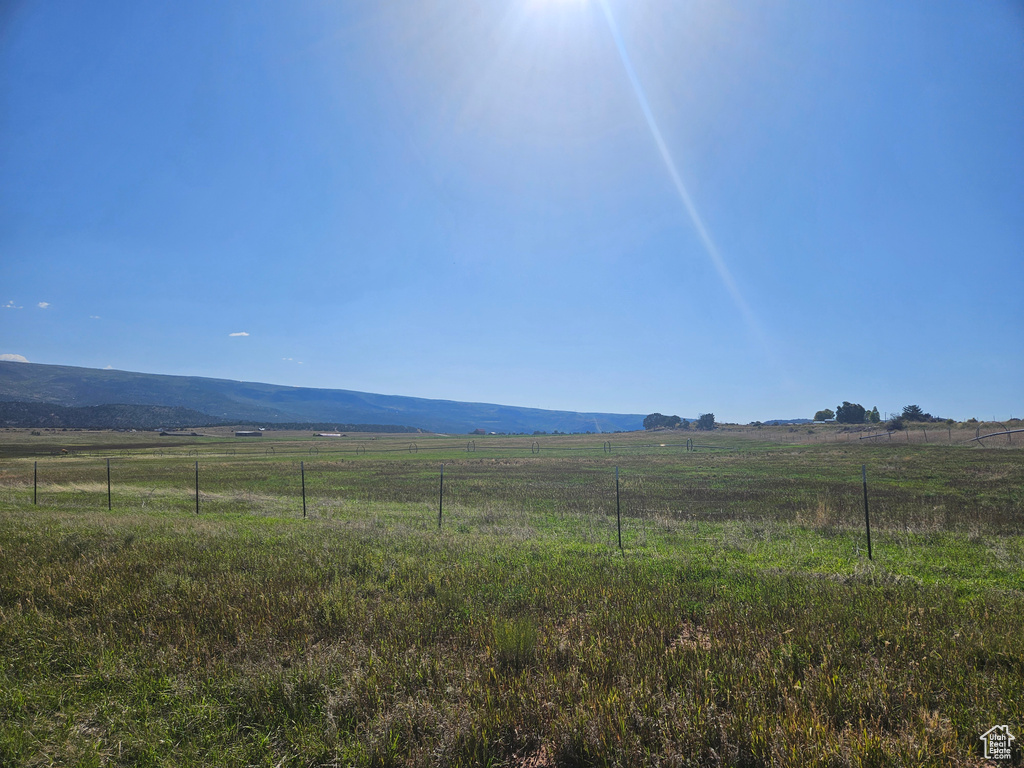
xmin=0 ymin=428 xmax=1022 ymax=765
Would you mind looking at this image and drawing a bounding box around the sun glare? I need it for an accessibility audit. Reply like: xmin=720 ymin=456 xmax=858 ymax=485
xmin=595 ymin=0 xmax=766 ymax=348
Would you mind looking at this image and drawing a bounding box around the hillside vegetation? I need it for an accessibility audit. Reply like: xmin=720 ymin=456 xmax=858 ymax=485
xmin=0 ymin=402 xmax=217 ymax=431
xmin=0 ymin=402 xmax=423 ymax=433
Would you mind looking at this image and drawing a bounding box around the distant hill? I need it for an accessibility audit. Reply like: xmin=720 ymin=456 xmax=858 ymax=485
xmin=0 ymin=362 xmax=645 ymax=434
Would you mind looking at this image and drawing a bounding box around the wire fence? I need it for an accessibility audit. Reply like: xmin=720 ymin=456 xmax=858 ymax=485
xmin=4 ymin=437 xmax=1021 ymax=539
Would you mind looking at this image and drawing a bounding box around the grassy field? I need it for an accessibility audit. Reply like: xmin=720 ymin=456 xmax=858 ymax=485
xmin=1 ymin=427 xmax=1022 ymax=766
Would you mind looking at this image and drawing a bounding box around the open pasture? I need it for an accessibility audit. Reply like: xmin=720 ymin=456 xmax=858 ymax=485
xmin=4 ymin=427 xmax=1022 ymax=545
xmin=1 ymin=428 xmax=1022 ymax=766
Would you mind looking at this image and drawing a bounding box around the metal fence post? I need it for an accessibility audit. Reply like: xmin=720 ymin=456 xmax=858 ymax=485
xmin=862 ymin=465 xmax=872 ymax=560
xmin=616 ymin=466 xmax=622 ymax=550
xmin=438 ymin=463 xmax=444 ymax=531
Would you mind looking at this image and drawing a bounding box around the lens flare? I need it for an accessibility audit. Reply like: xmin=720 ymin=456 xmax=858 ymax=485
xmin=597 ymin=0 xmax=764 ymax=344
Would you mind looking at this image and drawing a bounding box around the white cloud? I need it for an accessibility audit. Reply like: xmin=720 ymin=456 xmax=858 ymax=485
xmin=37 ymin=302 xmax=50 ymax=309
xmin=4 ymin=300 xmax=22 ymax=309
xmin=229 ymin=331 xmax=250 ymax=337
xmin=0 ymin=354 xmax=29 ymax=362
xmin=89 ymin=315 xmax=100 ymax=320
xmin=103 ymin=365 xmax=114 ymax=370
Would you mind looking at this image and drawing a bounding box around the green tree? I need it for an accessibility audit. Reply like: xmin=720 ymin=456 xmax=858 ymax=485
xmin=835 ymin=402 xmax=866 ymax=424
xmin=813 ymin=409 xmax=835 ymax=422
xmin=696 ymin=413 xmax=715 ymax=431
xmin=902 ymin=404 xmax=928 ymax=422
xmin=643 ymin=413 xmax=682 ymax=430
xmin=867 ymin=407 xmax=881 ymax=424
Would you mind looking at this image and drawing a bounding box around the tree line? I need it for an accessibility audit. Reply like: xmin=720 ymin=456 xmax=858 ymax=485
xmin=813 ymin=403 xmax=948 ymax=429
xmin=0 ymin=401 xmax=421 ymax=433
xmin=644 ymin=413 xmax=715 ymax=431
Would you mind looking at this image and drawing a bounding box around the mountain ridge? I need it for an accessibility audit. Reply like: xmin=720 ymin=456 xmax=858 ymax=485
xmin=0 ymin=362 xmax=647 ymax=434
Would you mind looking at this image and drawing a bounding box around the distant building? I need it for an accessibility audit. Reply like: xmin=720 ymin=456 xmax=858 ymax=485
xmin=235 ymin=431 xmax=262 ymax=437
xmin=471 ymin=428 xmax=486 ymax=435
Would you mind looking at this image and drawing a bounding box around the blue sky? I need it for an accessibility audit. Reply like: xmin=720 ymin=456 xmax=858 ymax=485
xmin=1 ymin=0 xmax=1021 ymax=423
